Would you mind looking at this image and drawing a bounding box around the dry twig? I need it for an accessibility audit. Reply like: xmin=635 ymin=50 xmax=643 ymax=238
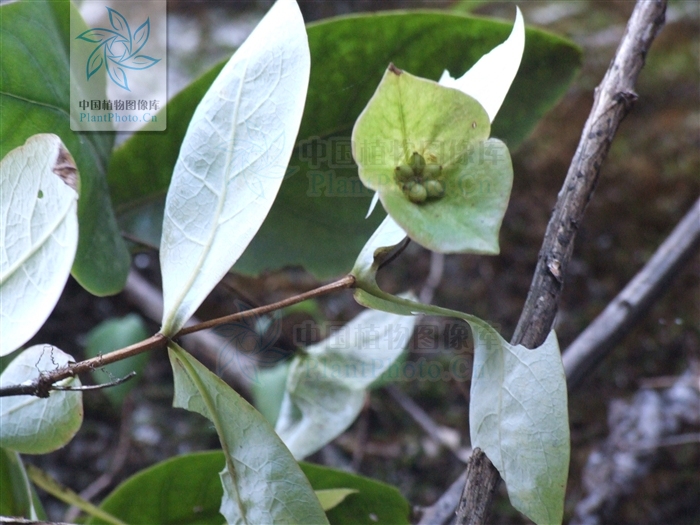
xmin=455 ymin=1 xmax=669 ymax=523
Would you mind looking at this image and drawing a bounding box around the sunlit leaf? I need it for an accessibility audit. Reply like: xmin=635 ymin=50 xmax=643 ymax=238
xmin=168 ymin=343 xmax=329 ymax=525
xmin=0 ymin=346 xmax=83 ymax=454
xmin=275 ymin=306 xmax=415 ymax=459
xmin=0 ymin=134 xmax=78 ymax=355
xmin=159 ymin=0 xmax=311 ymax=335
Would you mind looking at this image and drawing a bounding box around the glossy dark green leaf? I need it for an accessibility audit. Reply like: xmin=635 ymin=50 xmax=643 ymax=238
xmin=109 ymin=11 xmax=580 ymax=277
xmin=87 ymin=451 xmax=226 ymax=525
xmin=90 ymin=451 xmax=410 ymax=525
xmin=0 ymin=0 xmax=130 ymax=296
xmin=0 ymin=448 xmax=44 ymax=519
xmin=300 ymin=462 xmax=411 ymax=525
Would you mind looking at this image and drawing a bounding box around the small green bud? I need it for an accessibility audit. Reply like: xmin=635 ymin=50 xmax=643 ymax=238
xmin=408 ymin=183 xmax=427 ymax=203
xmin=394 ymin=164 xmax=414 ymax=181
xmin=423 ymin=164 xmax=442 ymax=179
xmin=425 ymin=179 xmax=445 ymax=198
xmin=410 ymin=152 xmax=426 ymax=175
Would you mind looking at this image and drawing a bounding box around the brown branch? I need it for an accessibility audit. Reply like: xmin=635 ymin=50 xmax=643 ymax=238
xmin=455 ymin=1 xmax=669 ymax=523
xmin=122 ymin=269 xmax=252 ymax=392
xmin=455 ymin=449 xmax=501 ymax=524
xmin=563 ymin=197 xmax=700 ymax=390
xmin=177 ymin=274 xmax=355 ymax=335
xmin=0 ymin=275 xmax=355 ymax=398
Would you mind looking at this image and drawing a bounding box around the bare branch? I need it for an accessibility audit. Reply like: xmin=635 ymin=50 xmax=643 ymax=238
xmin=0 ymin=274 xmax=356 ymax=398
xmin=455 ymin=1 xmax=669 ymax=523
xmin=52 ymin=372 xmax=136 ymax=392
xmin=511 ymin=0 xmax=668 ymax=348
xmin=416 ymin=470 xmax=467 ymax=525
xmin=564 ymin=197 xmax=700 ymax=390
xmin=455 ymin=448 xmax=501 ymax=524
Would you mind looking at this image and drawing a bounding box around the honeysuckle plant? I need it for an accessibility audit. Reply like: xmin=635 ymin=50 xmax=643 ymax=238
xmin=350 ymin=10 xmax=570 ymax=525
xmin=0 ymin=1 xmax=578 ymax=524
xmin=354 ymin=8 xmax=524 ymax=254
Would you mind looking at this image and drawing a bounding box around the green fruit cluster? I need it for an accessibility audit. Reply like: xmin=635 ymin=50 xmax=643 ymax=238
xmin=394 ymin=152 xmax=445 ymax=204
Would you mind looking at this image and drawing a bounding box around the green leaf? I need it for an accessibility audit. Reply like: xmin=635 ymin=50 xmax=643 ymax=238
xmin=351 ymin=215 xmax=407 ymax=286
xmin=109 ymin=11 xmax=580 ymax=277
xmin=159 ymin=0 xmax=311 ymax=336
xmin=470 ymin=330 xmax=568 ymax=525
xmin=276 ymin=306 xmax=416 ymax=459
xmin=0 ymin=0 xmax=130 ymax=296
xmin=91 ymin=452 xmax=409 ymax=525
xmin=168 ymin=343 xmax=329 ymax=525
xmin=0 ymin=134 xmax=78 ymax=355
xmin=315 ymin=489 xmax=358 ymax=511
xmin=351 ymin=224 xmax=570 ymax=525
xmin=352 ymin=66 xmax=513 ymax=253
xmin=27 ymin=465 xmax=125 ymax=525
xmin=251 ymin=362 xmax=290 ymax=425
xmin=83 ymin=314 xmax=150 ymax=406
xmin=439 ymin=7 xmax=525 ymax=123
xmin=107 ymin=64 xmax=225 ymax=208
xmin=300 ymin=462 xmax=411 ymax=525
xmin=0 ymin=448 xmax=43 ymax=519
xmin=0 ymin=346 xmax=83 ymax=454
xmin=88 ymin=451 xmax=227 ymax=525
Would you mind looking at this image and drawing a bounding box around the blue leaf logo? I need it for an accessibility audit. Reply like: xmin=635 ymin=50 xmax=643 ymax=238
xmin=76 ymin=7 xmax=161 ymax=91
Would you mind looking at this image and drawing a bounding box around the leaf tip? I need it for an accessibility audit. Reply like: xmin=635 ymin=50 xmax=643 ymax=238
xmin=388 ymin=62 xmax=403 ymax=76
